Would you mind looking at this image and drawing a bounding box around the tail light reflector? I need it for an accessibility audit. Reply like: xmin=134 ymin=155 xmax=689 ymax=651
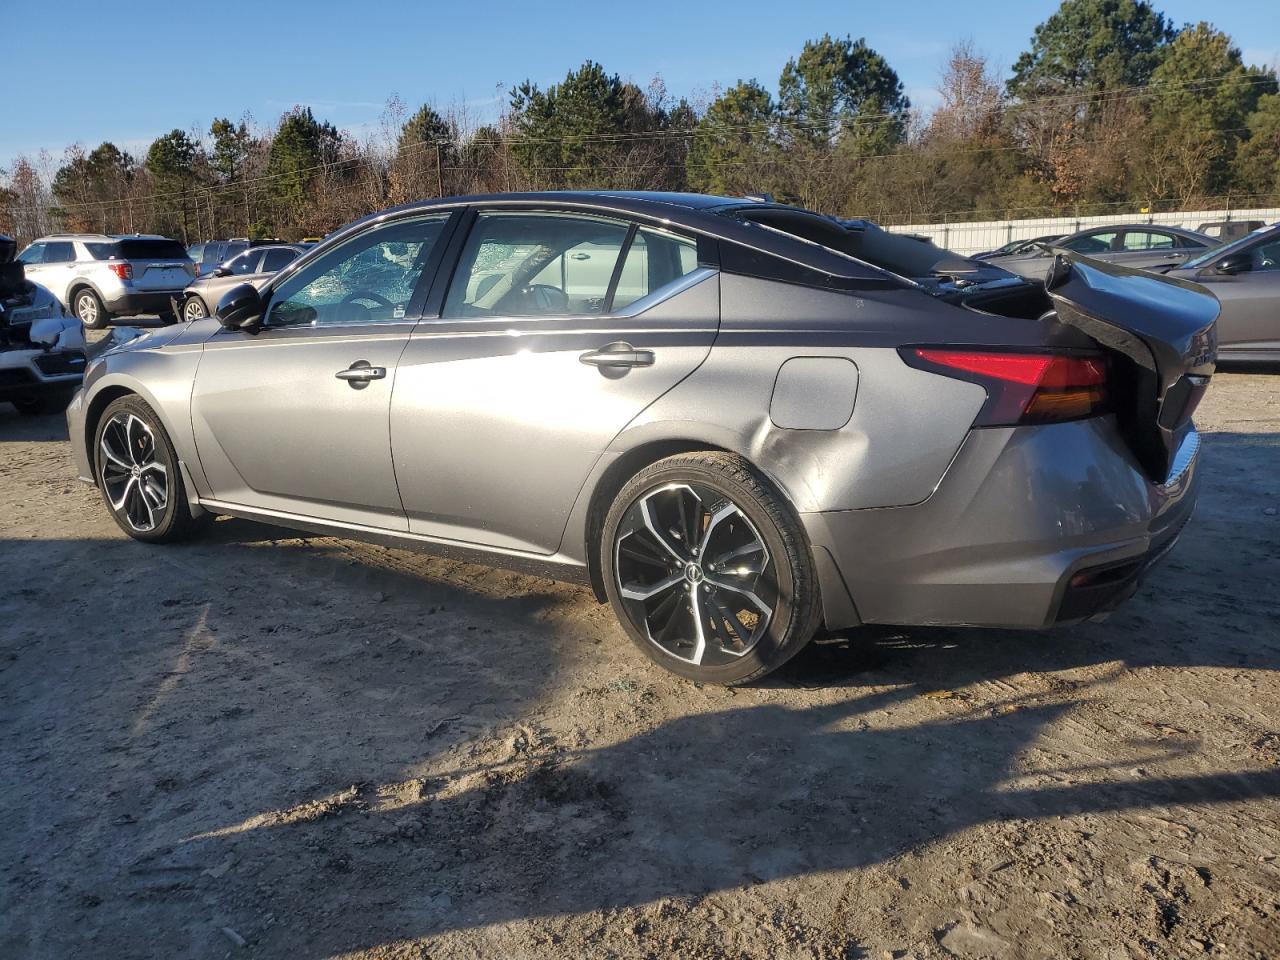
xmin=108 ymin=261 xmax=133 ymax=281
xmin=903 ymin=348 xmax=1109 ymax=426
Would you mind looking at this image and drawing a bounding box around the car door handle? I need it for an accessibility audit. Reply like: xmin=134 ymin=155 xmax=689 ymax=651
xmin=579 ymin=342 xmax=655 ymax=368
xmin=335 ymin=360 xmax=386 ymax=389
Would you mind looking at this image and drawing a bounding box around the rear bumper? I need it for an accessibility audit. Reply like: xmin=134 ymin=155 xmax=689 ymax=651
xmin=803 ymin=418 xmax=1201 ymax=630
xmin=0 ymin=349 xmax=86 ymax=402
xmin=102 ymin=289 xmax=183 ymax=317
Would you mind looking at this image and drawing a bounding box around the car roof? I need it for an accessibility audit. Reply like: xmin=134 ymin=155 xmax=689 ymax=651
xmin=1070 ymin=223 xmax=1210 ymax=241
xmin=320 ymin=190 xmax=899 ymax=289
xmin=37 ymin=233 xmax=172 ymax=242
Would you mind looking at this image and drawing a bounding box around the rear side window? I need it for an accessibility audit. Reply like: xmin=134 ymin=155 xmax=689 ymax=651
xmin=43 ymin=241 xmax=76 ymax=263
xmin=611 ymin=227 xmax=700 ymax=311
xmin=223 ymin=241 xmax=249 ymax=261
xmin=261 ymin=248 xmax=298 ymax=272
xmin=117 ymin=239 xmax=188 ymax=260
xmin=444 ymin=212 xmax=630 ymax=318
xmin=85 ymin=242 xmax=119 ymax=260
xmin=1121 ymin=231 xmax=1174 ymax=251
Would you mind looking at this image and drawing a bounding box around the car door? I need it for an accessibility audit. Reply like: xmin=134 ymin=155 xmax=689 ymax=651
xmin=190 ymin=211 xmax=457 ymax=530
xmin=1110 ymin=229 xmax=1195 ymax=271
xmin=35 ymin=241 xmax=77 ymax=304
xmin=390 ymin=208 xmax=719 ymax=554
xmin=1197 ymin=235 xmax=1280 ymax=354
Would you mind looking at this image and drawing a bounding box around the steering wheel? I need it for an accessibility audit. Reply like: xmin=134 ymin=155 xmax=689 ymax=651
xmin=341 ymin=290 xmax=393 ymax=308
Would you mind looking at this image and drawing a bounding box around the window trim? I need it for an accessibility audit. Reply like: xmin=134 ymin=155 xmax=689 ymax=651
xmin=255 ymin=209 xmax=462 ymax=332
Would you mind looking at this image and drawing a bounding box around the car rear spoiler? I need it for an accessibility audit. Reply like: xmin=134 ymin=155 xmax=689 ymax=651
xmin=1045 ymin=252 xmax=1218 ymax=481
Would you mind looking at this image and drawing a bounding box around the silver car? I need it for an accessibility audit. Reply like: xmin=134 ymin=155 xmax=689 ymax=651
xmin=1165 ymin=223 xmax=1280 ymax=362
xmin=179 ymin=244 xmax=309 ymax=321
xmin=17 ymin=234 xmax=195 ymax=328
xmin=988 ymin=224 xmax=1214 ymax=279
xmin=66 ymin=192 xmax=1216 ymax=684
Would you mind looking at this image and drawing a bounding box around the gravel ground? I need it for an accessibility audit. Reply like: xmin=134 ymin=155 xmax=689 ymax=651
xmin=0 ymin=368 xmax=1277 ymax=960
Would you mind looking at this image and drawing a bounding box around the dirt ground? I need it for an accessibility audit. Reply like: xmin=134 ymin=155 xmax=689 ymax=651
xmin=1 ymin=368 xmax=1278 ymax=960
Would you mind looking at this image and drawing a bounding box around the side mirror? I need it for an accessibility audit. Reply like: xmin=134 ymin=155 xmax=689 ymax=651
xmin=212 ymin=266 xmax=231 ymax=278
xmin=215 ymin=283 xmax=265 ymax=331
xmin=1214 ymin=253 xmax=1251 ymax=276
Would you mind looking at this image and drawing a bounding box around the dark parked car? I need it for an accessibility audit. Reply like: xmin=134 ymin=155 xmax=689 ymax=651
xmin=187 ymin=238 xmax=284 ymax=277
xmin=1166 ymin=222 xmax=1280 ymax=362
xmin=68 ymin=192 xmax=1215 ymax=684
xmin=972 ymin=234 xmax=1066 ymax=260
xmin=988 ymin=224 xmax=1215 ymax=279
xmin=179 ymin=244 xmax=309 ymax=321
xmin=1197 ymin=220 xmax=1266 ymax=243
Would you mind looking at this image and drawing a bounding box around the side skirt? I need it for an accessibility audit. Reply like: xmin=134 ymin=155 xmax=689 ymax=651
xmin=197 ymin=499 xmax=593 ymax=586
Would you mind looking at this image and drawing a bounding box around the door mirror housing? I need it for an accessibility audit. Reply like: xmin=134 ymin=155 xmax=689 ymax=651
xmin=1214 ymin=253 xmax=1252 ymax=276
xmin=215 ymin=283 xmax=265 ymax=331
xmin=212 ymin=265 xmax=232 ymax=278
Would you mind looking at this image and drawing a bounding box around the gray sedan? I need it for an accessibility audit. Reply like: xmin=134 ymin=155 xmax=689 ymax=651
xmin=988 ymin=224 xmax=1215 ymax=279
xmin=66 ymin=192 xmax=1215 ymax=684
xmin=1166 ymin=223 xmax=1280 ymax=361
xmin=180 ymin=244 xmax=308 ymax=321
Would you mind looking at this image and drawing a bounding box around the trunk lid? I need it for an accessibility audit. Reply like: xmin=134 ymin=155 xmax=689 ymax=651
xmin=116 ymin=238 xmax=196 ymax=291
xmin=1046 ymin=253 xmax=1218 ymax=482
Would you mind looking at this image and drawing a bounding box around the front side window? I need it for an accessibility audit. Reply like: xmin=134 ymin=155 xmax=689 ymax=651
xmin=43 ymin=241 xmax=75 ymax=263
xmin=17 ymin=244 xmax=45 ymax=264
xmin=611 ymin=226 xmax=700 ymax=311
xmin=225 ymin=252 xmax=261 ymax=275
xmin=265 ymin=214 xmax=450 ymax=327
xmin=1250 ymin=239 xmax=1280 ymax=272
xmin=444 ymin=212 xmax=630 ymax=318
xmin=1063 ymin=232 xmax=1117 ymax=254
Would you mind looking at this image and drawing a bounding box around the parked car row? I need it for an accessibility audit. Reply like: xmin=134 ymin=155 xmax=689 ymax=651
xmin=11 ymin=233 xmax=311 ymax=329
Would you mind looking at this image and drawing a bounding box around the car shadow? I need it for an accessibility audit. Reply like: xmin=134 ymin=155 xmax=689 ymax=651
xmin=1 ymin=430 xmax=1277 ymax=957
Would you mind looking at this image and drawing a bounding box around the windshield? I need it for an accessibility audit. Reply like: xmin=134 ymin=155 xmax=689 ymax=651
xmin=1181 ymin=225 xmax=1274 ymax=269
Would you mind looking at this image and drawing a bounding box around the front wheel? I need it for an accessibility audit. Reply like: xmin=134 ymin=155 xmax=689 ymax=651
xmin=181 ymin=296 xmax=208 ymax=322
xmin=94 ymin=395 xmax=206 ymax=542
xmin=601 ymin=452 xmax=821 ymax=685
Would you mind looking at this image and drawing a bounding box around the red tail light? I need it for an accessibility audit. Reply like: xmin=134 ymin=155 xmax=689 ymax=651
xmin=108 ymin=261 xmax=133 ymax=281
xmin=194 ymin=262 xmax=201 ymax=277
xmin=903 ymin=348 xmax=1110 ymax=426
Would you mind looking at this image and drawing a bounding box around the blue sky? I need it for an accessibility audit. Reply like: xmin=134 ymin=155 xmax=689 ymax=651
xmin=3 ymin=0 xmax=1278 ymax=170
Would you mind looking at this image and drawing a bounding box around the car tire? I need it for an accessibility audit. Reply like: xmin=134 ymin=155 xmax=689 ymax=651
xmin=13 ymin=393 xmax=72 ymax=416
xmin=93 ymin=394 xmax=206 ymax=543
xmin=182 ymin=296 xmax=208 ymax=322
xmin=601 ymin=451 xmax=821 ymax=685
xmin=73 ymin=288 xmax=108 ymax=330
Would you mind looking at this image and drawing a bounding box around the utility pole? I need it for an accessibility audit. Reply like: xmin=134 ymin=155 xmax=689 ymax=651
xmin=436 ymin=143 xmax=445 ymax=197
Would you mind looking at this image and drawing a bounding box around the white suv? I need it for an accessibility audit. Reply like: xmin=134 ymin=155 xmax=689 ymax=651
xmin=17 ymin=234 xmax=195 ymax=328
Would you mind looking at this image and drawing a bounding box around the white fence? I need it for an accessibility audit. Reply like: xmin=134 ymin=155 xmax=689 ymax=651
xmin=888 ymin=207 xmax=1280 ymax=256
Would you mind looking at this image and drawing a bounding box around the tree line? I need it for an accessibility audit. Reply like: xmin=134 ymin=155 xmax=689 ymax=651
xmin=3 ymin=0 xmax=1279 ymax=246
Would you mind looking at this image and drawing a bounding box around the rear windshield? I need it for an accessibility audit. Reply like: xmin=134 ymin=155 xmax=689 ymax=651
xmin=116 ymin=239 xmax=189 ymax=260
xmin=723 ymin=207 xmax=952 ymax=278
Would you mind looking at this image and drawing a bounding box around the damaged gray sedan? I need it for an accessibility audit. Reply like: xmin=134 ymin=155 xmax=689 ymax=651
xmin=66 ymin=193 xmax=1216 ymax=684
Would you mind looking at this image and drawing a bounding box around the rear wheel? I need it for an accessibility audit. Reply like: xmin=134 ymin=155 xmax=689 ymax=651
xmin=601 ymin=452 xmax=821 ymax=685
xmin=73 ymin=288 xmax=107 ymax=330
xmin=93 ymin=395 xmax=205 ymax=543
